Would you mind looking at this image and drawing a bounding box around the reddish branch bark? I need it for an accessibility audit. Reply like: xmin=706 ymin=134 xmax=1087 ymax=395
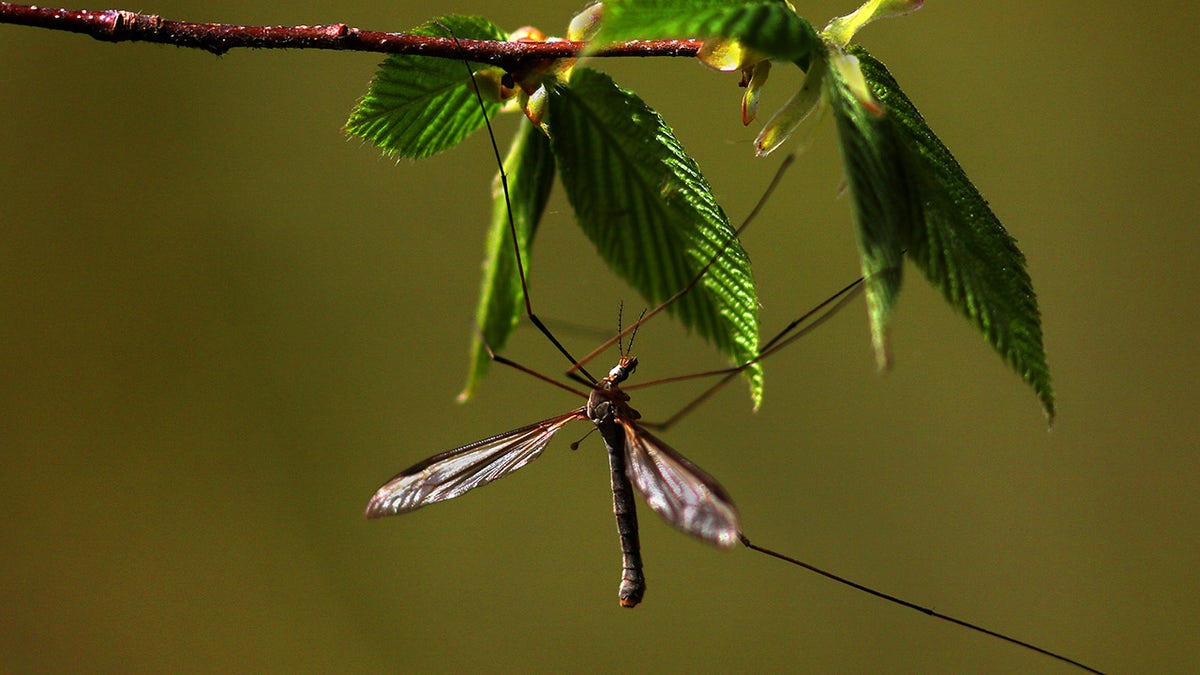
xmin=0 ymin=3 xmax=702 ymax=66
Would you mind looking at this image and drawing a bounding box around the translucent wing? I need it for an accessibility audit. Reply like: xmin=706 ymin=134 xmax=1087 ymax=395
xmin=366 ymin=407 xmax=587 ymax=518
xmin=620 ymin=419 xmax=741 ymax=549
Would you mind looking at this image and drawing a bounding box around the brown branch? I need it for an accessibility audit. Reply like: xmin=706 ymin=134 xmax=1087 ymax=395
xmin=0 ymin=3 xmax=702 ymax=66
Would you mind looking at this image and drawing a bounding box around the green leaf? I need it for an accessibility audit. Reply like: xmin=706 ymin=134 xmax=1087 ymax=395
xmin=850 ymin=45 xmax=1055 ymax=420
xmin=596 ymin=0 xmax=820 ymax=64
xmin=546 ymin=67 xmax=762 ymax=404
xmin=345 ymin=16 xmax=507 ymax=159
xmin=459 ymin=120 xmax=557 ymax=401
xmin=824 ymin=49 xmax=913 ymax=370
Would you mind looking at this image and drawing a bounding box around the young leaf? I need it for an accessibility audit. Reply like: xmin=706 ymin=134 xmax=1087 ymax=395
xmin=850 ymin=45 xmax=1054 ymax=420
xmin=596 ymin=0 xmax=820 ymax=65
xmin=345 ymin=16 xmax=508 ymax=159
xmin=546 ymin=67 xmax=763 ymax=404
xmin=824 ymin=49 xmax=913 ymax=370
xmin=458 ymin=121 xmax=557 ymax=401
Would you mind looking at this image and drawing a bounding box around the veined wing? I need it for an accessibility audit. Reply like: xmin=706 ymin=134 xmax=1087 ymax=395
xmin=366 ymin=407 xmax=588 ymax=518
xmin=620 ymin=419 xmax=741 ymax=549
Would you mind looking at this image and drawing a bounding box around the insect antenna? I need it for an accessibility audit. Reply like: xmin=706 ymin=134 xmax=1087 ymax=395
xmin=624 ymin=308 xmax=648 ymax=357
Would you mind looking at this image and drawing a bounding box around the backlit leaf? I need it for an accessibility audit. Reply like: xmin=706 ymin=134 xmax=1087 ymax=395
xmin=824 ymin=49 xmax=911 ymax=369
xmin=851 ymin=45 xmax=1054 ymax=420
xmin=547 ymin=68 xmax=762 ymax=404
xmin=459 ymin=120 xmax=557 ymax=401
xmin=596 ymin=0 xmax=819 ymax=65
xmin=345 ymin=16 xmax=507 ymax=159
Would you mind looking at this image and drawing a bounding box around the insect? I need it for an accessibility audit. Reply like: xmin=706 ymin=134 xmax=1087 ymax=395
xmin=366 ymin=322 xmax=747 ymax=607
xmin=364 ymin=229 xmax=861 ymax=606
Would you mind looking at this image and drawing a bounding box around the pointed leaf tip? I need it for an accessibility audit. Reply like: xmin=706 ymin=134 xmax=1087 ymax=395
xmin=843 ymin=45 xmax=1055 ymax=417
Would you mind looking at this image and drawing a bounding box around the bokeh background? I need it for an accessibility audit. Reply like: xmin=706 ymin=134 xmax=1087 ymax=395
xmin=2 ymin=1 xmax=1196 ymax=672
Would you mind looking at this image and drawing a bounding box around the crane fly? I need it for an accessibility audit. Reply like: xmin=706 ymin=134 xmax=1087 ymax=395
xmin=364 ymin=251 xmax=862 ymax=607
xmin=365 ymin=346 xmax=741 ymax=607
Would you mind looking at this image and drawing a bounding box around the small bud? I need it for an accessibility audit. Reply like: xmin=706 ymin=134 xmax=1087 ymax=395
xmin=509 ymin=26 xmax=548 ymax=43
xmin=522 ymin=85 xmax=550 ymax=131
xmin=697 ymin=38 xmax=748 ymax=72
xmin=741 ymin=61 xmax=772 ymax=126
xmin=568 ymin=3 xmax=604 ymax=43
xmin=470 ymin=68 xmax=509 ymax=104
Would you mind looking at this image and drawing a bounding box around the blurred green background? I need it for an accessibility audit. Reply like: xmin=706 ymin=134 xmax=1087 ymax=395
xmin=2 ymin=2 xmax=1197 ymax=672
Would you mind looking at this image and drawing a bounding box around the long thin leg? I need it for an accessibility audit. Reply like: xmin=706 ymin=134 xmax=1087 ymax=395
xmin=635 ymin=276 xmax=865 ymax=431
xmin=452 ymin=40 xmax=645 ymax=606
xmin=471 ymin=329 xmax=589 ymax=400
xmin=457 ymin=26 xmax=805 ymax=391
xmin=567 ymin=153 xmax=799 ymax=377
xmin=737 ymin=534 xmax=1105 ymax=674
xmin=454 ymin=33 xmax=597 ymax=385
